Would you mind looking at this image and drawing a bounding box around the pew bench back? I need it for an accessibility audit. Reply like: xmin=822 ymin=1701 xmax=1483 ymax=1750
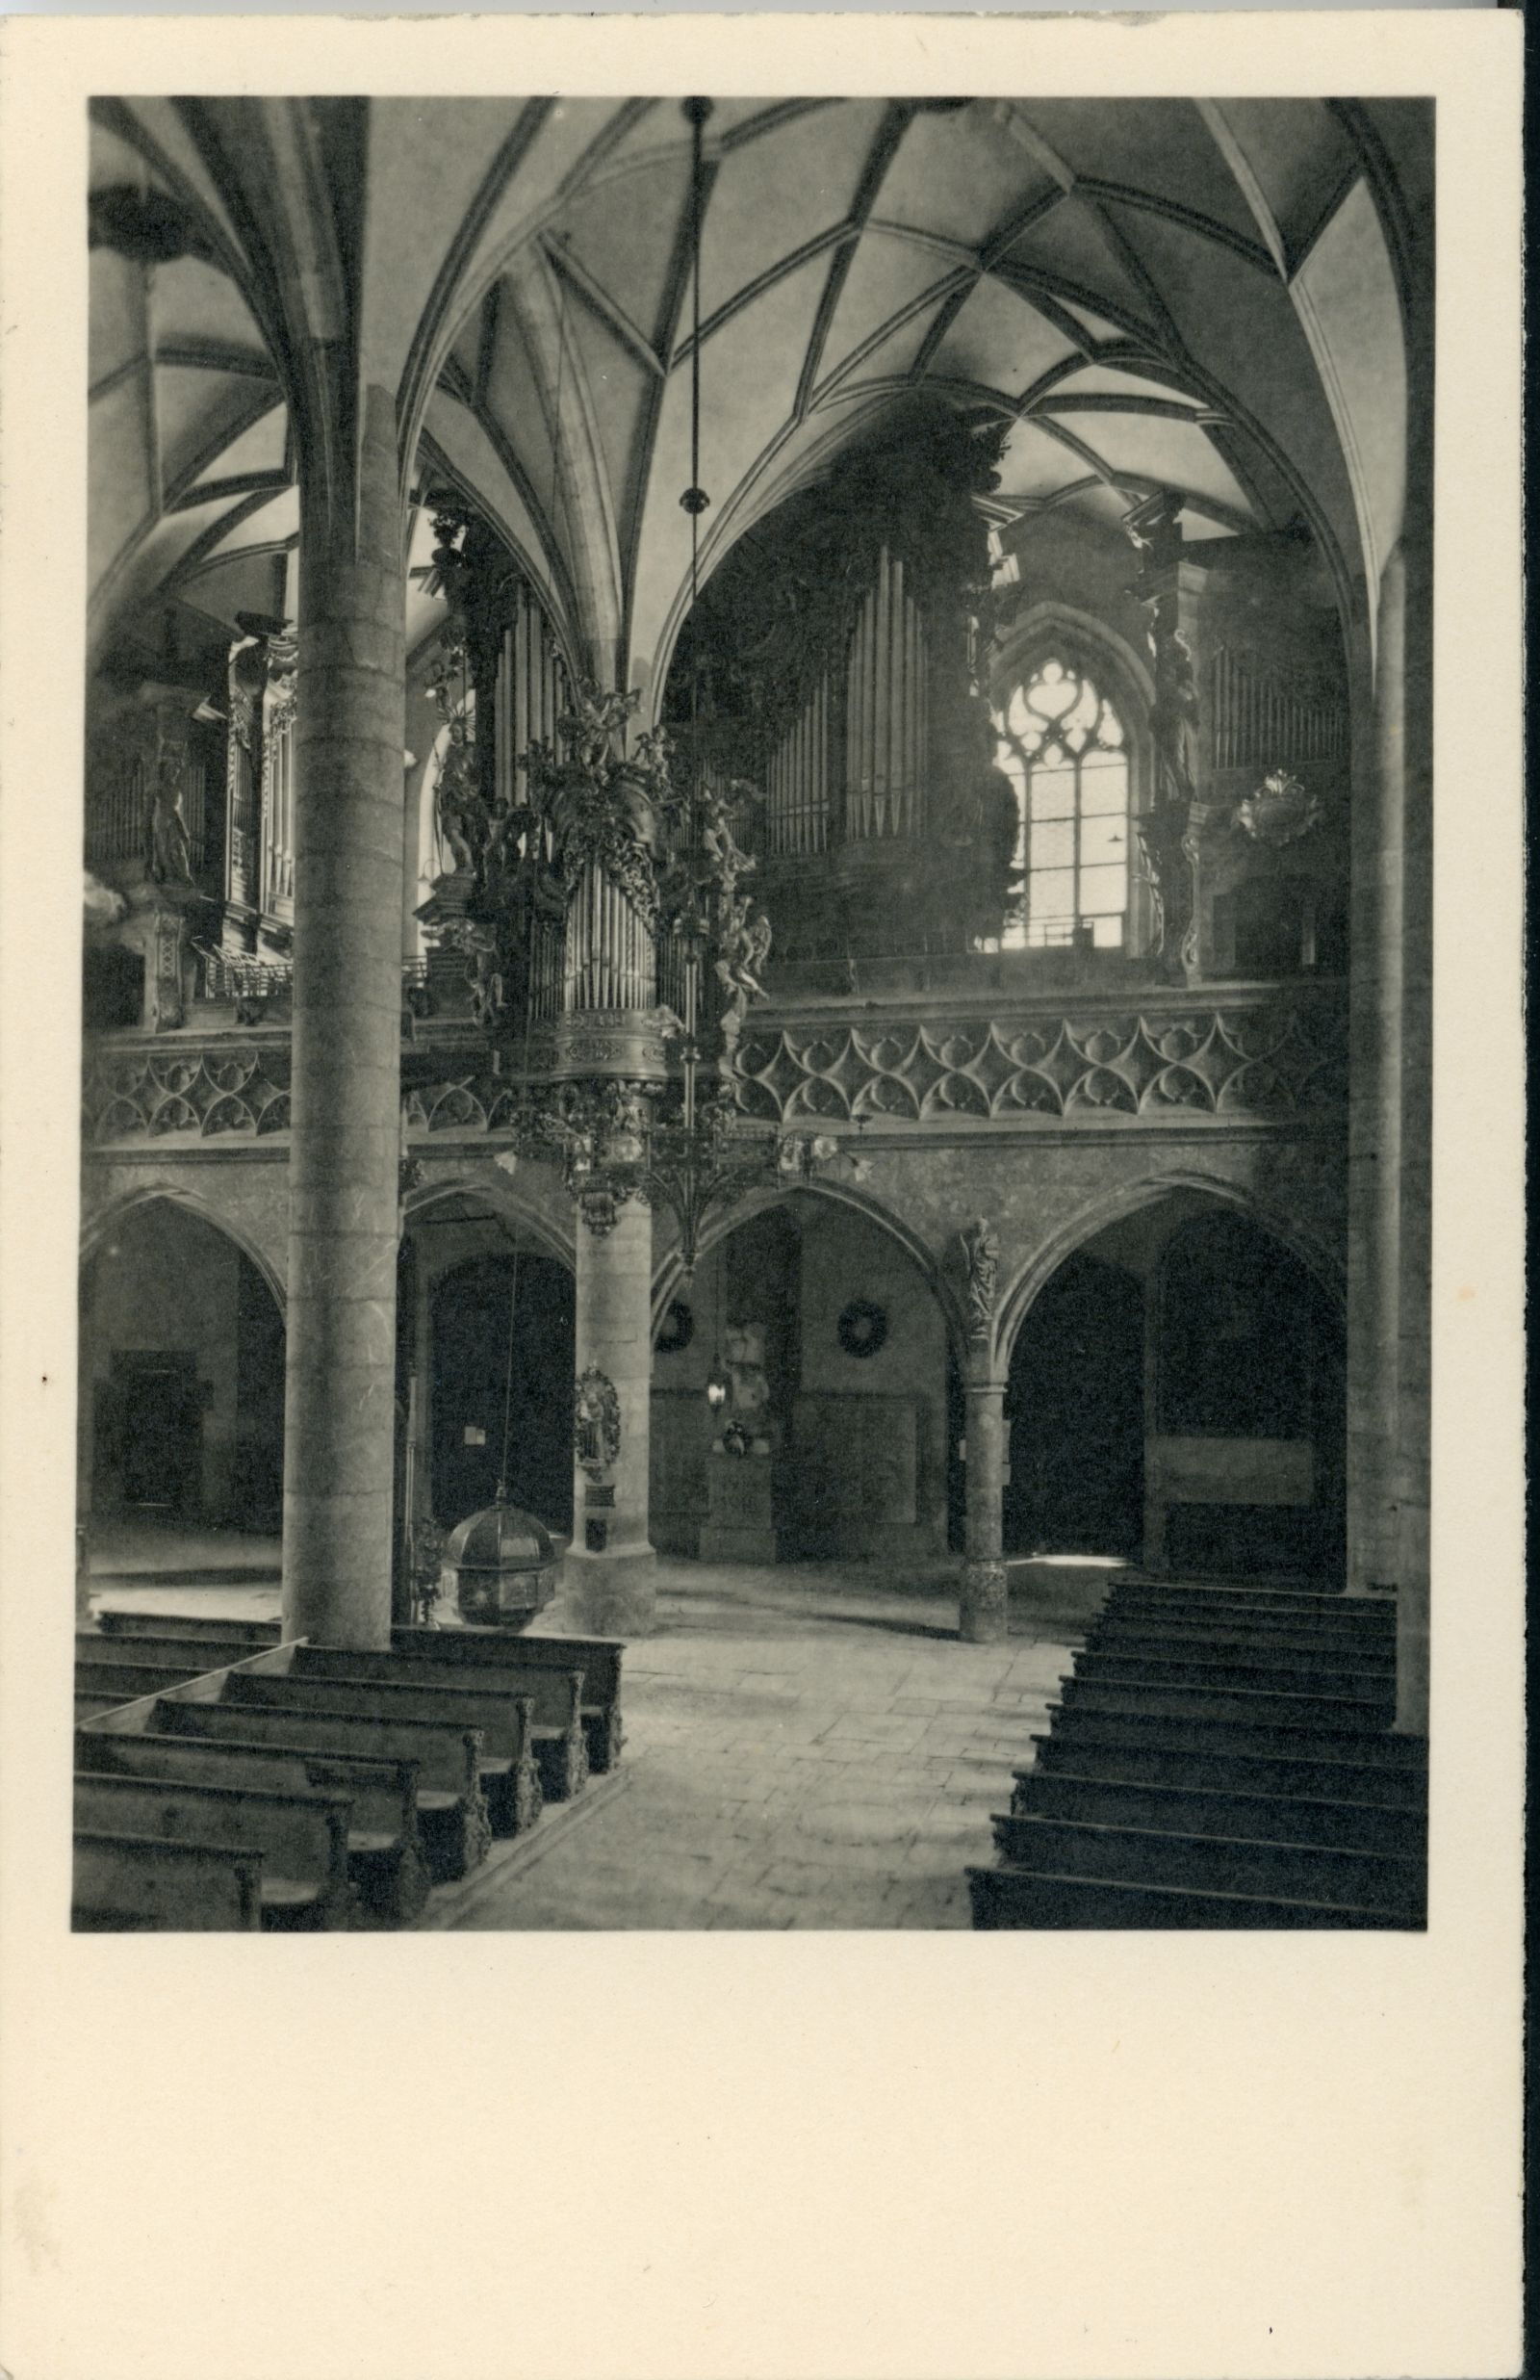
xmin=73 ymin=1829 xmax=263 ymax=1930
xmin=74 ymin=1770 xmax=354 ymax=1927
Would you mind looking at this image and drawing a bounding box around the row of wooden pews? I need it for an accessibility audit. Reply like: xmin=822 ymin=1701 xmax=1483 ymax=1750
xmin=966 ymin=1577 xmax=1427 ymax=1929
xmin=73 ymin=1612 xmax=626 ymax=1931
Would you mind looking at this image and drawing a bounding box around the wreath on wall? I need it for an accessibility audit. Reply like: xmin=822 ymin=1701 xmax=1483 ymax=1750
xmin=655 ymin=1299 xmax=695 ymax=1356
xmin=837 ymin=1299 xmax=889 ymax=1359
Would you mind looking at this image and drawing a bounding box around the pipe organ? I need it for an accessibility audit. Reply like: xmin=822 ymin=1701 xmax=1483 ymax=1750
xmin=843 ymin=546 xmax=927 ymax=841
xmin=1211 ymin=646 xmax=1348 ymax=773
xmin=764 ymin=677 xmax=832 ymax=858
xmin=85 ymin=719 xmax=209 ymax=878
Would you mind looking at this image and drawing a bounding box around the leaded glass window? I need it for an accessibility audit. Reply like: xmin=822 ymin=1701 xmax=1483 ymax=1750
xmin=992 ymin=659 xmax=1130 ymax=949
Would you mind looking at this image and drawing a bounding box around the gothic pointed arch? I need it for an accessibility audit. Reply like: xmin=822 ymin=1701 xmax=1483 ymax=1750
xmin=988 ymin=603 xmax=1156 ymax=958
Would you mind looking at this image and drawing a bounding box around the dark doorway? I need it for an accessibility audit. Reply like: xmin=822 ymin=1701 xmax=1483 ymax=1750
xmin=1156 ymin=1211 xmax=1346 ymax=1578
xmin=431 ymin=1252 xmax=575 ymax=1534
xmin=109 ymin=1349 xmax=202 ymax=1514
xmin=944 ymin=1350 xmax=966 ymax=1552
xmin=1004 ymin=1251 xmax=1144 ymax=1557
xmin=231 ymin=1259 xmax=285 ymax=1529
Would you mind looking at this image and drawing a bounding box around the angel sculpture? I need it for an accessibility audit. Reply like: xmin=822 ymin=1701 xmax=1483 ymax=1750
xmin=713 ymin=896 xmax=773 ymax=1022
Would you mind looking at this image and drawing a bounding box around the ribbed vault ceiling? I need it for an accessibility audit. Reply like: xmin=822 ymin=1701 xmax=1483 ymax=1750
xmin=88 ymin=94 xmax=1423 ymax=697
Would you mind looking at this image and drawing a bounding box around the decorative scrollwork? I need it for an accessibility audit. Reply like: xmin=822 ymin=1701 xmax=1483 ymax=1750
xmin=961 ymin=1216 xmax=999 ymax=1344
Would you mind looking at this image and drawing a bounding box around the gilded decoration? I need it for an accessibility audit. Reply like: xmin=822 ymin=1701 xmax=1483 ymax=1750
xmin=1236 ymin=769 xmax=1324 ymax=847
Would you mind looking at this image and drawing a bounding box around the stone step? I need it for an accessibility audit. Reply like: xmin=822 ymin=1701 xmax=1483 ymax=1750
xmin=72 ymin=1829 xmax=264 ymax=1930
xmin=1042 ymin=1700 xmax=1423 ymax=1767
xmin=1008 ymin=1767 xmax=1425 ymax=1857
xmin=1077 ymin=1647 xmax=1398 ymax=1698
xmin=1089 ymin=1617 xmax=1399 ymax=1668
xmin=1026 ymin=1729 xmax=1427 ymax=1809
xmin=966 ymin=1863 xmax=1412 ymax=1931
xmin=988 ymin=1810 xmax=1424 ymax=1915
xmin=1060 ymin=1673 xmax=1394 ymax=1732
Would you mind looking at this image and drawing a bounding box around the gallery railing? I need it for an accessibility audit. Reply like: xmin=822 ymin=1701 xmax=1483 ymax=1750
xmin=82 ymin=973 xmax=1346 ymax=1145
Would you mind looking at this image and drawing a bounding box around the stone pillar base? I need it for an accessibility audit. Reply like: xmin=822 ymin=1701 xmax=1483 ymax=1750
xmin=960 ymin=1558 xmax=1009 ymax=1643
xmin=551 ymin=1546 xmax=659 ymax=1638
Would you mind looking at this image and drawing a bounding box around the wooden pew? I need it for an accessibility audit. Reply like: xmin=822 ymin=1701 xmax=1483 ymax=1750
xmin=218 ymin=1669 xmax=546 ymax=1835
xmin=288 ymin=1645 xmax=588 ymax=1801
xmin=78 ymin=1627 xmax=276 ymax=1672
xmin=75 ymin=1771 xmax=357 ymax=1930
xmin=73 ymin=1829 xmax=263 ymax=1931
xmin=76 ymin=1729 xmax=431 ymax=1924
xmin=93 ymin=1612 xmax=281 ymax=1647
xmin=75 ymin=1657 xmax=215 ymax=1704
xmin=150 ymin=1696 xmax=493 ymax=1880
xmin=76 ymin=1691 xmax=132 ymax=1721
xmin=393 ymin=1625 xmax=625 ymax=1772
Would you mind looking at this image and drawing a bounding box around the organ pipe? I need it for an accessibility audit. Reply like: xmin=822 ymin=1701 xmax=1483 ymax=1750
xmin=841 ymin=545 xmax=926 ymax=841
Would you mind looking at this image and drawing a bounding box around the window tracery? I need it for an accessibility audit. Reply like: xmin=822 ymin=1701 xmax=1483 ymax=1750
xmin=991 ymin=659 xmax=1131 ymax=951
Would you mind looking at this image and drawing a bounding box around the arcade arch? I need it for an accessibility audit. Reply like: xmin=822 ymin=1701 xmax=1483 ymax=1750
xmin=79 ymin=1195 xmax=287 ymax=1535
xmin=650 ymin=1186 xmax=959 ymax=1565
xmin=1000 ymin=1187 xmax=1346 ymax=1578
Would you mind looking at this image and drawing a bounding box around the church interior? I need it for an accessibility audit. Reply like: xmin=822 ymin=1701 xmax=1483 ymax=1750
xmin=74 ymin=92 xmax=1432 ymax=1931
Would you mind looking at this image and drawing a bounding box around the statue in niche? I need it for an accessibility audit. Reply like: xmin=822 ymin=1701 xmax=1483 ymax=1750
xmin=146 ymin=738 xmax=193 ymax=888
xmin=961 ymin=1215 xmax=999 ymax=1345
xmin=574 ymin=1365 xmax=622 ymax=1481
xmin=467 ymin=941 xmax=504 ymax=1028
xmin=717 ymin=1320 xmax=776 ymax=1456
xmin=433 ymin=715 xmax=481 ymax=876
xmin=1148 ymin=625 xmax=1200 ymax=812
xmin=938 ymin=702 xmax=1019 ymax=940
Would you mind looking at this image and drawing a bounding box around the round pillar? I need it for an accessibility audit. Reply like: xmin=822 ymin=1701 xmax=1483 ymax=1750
xmin=280 ymin=385 xmax=406 ymax=1649
xmin=560 ymin=1191 xmax=658 ymax=1635
xmin=1346 ymin=545 xmax=1405 ymax=1617
xmin=960 ymin=1380 xmax=1007 ymax=1642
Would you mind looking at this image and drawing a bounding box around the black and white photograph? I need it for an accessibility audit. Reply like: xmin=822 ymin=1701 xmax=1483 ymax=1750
xmin=0 ymin=15 xmax=1524 ymax=2376
xmin=70 ymin=88 xmax=1435 ymax=1933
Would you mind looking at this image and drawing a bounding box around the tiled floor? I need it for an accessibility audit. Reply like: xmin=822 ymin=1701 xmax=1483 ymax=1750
xmin=455 ymin=1561 xmax=1084 ymax=1930
xmin=88 ymin=1549 xmax=1091 ymax=1930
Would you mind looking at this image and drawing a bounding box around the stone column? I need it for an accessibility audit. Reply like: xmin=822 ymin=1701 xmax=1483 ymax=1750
xmin=561 ymin=1191 xmax=658 ymax=1635
xmin=281 ymin=385 xmax=406 ymax=1649
xmin=959 ymin=1379 xmax=1008 ymax=1641
xmin=1345 ymin=548 xmax=1405 ymax=1615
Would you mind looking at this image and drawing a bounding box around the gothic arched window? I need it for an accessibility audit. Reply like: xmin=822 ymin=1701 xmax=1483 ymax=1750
xmin=992 ymin=658 xmax=1130 ymax=949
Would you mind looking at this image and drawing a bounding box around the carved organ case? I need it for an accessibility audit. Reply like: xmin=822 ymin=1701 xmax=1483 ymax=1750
xmin=662 ymin=407 xmax=1011 ymax=968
